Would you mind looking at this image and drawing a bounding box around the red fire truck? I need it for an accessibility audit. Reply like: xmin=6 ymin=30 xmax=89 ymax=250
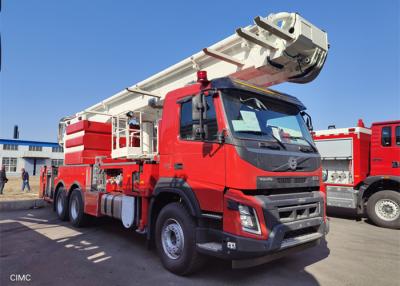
xmin=40 ymin=12 xmax=330 ymax=274
xmin=313 ymin=119 xmax=400 ymax=229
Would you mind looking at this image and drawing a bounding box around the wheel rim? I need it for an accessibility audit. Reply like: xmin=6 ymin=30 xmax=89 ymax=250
xmin=161 ymin=218 xmax=184 ymax=260
xmin=70 ymin=197 xmax=78 ymax=220
xmin=57 ymin=194 xmax=63 ymax=215
xmin=375 ymin=198 xmax=400 ymax=222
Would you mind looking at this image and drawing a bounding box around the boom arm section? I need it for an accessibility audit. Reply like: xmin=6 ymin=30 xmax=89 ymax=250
xmin=74 ymin=12 xmax=328 ymax=123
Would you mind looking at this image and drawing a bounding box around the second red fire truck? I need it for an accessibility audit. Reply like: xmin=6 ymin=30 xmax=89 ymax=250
xmin=313 ymin=119 xmax=400 ymax=229
xmin=40 ymin=11 xmax=330 ymax=274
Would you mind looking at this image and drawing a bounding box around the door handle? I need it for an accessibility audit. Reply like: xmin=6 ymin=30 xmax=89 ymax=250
xmin=174 ymin=163 xmax=183 ymax=170
xmin=372 ymin=158 xmax=383 ymax=162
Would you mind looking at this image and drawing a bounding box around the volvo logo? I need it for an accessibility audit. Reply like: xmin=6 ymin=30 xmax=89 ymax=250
xmin=288 ymin=157 xmax=297 ymax=170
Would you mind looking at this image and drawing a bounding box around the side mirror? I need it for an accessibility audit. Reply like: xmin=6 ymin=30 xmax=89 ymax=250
xmin=193 ymin=124 xmax=209 ymax=140
xmin=192 ymin=93 xmax=208 ymax=139
xmin=301 ymin=111 xmax=314 ymax=131
xmin=322 ymin=169 xmax=328 ymax=182
xmin=192 ymin=94 xmax=207 ymax=121
xmin=216 ymin=132 xmax=225 ymax=144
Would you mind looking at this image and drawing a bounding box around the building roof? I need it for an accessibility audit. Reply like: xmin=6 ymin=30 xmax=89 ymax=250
xmin=0 ymin=138 xmax=60 ymax=148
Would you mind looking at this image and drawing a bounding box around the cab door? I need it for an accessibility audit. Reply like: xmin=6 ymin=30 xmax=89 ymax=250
xmin=173 ymin=93 xmax=226 ymax=213
xmin=371 ymin=124 xmax=400 ymax=176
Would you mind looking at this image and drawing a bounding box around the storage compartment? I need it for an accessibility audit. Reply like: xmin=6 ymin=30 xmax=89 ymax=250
xmin=66 ymin=120 xmax=111 ymax=135
xmin=64 ymin=120 xmax=112 ymax=165
xmin=66 ymin=133 xmax=111 ymax=150
xmin=65 ymin=150 xmax=110 ymax=165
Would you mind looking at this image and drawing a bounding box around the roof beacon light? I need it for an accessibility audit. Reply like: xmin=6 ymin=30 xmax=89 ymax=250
xmin=357 ymin=119 xmax=365 ymax=128
xmin=197 ymin=70 xmax=208 ymax=84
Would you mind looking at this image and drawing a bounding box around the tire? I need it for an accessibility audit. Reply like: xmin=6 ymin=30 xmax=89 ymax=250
xmin=366 ymin=190 xmax=400 ymax=229
xmin=55 ymin=188 xmax=69 ymax=221
xmin=155 ymin=202 xmax=205 ymax=275
xmin=69 ymin=190 xmax=89 ymax=227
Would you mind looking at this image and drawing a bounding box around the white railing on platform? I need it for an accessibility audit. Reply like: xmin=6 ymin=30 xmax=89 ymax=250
xmin=111 ymin=112 xmax=158 ymax=159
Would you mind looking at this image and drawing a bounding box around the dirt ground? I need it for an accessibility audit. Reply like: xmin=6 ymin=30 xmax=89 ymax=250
xmin=0 ymin=176 xmax=39 ymax=201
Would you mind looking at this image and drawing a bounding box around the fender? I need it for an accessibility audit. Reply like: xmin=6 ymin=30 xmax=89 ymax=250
xmin=52 ymin=181 xmax=66 ymax=210
xmin=69 ymin=181 xmax=85 ymax=203
xmin=363 ymin=175 xmax=400 ymax=186
xmin=146 ymin=177 xmax=201 ymax=241
xmin=357 ymin=175 xmax=400 ymax=214
xmin=54 ymin=180 xmax=66 ymax=197
xmin=152 ymin=177 xmax=201 ymax=217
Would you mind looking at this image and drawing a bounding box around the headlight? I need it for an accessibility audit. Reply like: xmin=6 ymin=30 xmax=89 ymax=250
xmin=238 ymin=204 xmax=261 ymax=235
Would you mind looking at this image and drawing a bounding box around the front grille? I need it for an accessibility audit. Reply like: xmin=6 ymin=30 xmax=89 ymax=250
xmin=277 ymin=177 xmax=291 ymax=184
xmin=294 ymin=177 xmax=307 ymax=183
xmin=277 ymin=202 xmax=320 ymax=223
xmin=277 ymin=177 xmax=307 ymax=184
xmin=259 ymin=191 xmax=324 ymax=234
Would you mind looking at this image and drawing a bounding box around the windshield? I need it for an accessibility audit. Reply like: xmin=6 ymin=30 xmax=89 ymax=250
xmin=221 ymin=89 xmax=314 ymax=147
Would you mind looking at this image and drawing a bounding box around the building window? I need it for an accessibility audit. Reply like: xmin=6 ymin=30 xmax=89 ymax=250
xmin=2 ymin=144 xmax=18 ymax=151
xmin=29 ymin=146 xmax=43 ymax=151
xmin=179 ymin=95 xmax=218 ymax=141
xmin=51 ymin=159 xmax=64 ymax=167
xmin=2 ymin=157 xmax=17 ymax=172
xmin=381 ymin=126 xmax=392 ymax=147
xmin=396 ymin=126 xmax=400 ymax=146
xmin=52 ymin=146 xmax=64 ymax=152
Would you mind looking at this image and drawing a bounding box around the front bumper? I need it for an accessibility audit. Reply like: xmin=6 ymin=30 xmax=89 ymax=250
xmin=196 ymin=191 xmax=328 ymax=267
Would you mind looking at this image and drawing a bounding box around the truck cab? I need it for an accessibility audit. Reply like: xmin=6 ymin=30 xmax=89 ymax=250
xmin=370 ymin=121 xmax=400 ymax=176
xmin=151 ymin=76 xmax=328 ymax=269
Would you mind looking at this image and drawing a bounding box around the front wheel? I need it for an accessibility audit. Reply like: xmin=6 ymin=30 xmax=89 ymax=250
xmin=155 ymin=203 xmax=204 ymax=275
xmin=366 ymin=190 xmax=400 ymax=229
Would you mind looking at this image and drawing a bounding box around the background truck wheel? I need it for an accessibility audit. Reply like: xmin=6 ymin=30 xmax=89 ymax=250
xmin=366 ymin=190 xmax=400 ymax=229
xmin=69 ymin=191 xmax=89 ymax=227
xmin=56 ymin=189 xmax=69 ymax=221
xmin=155 ymin=202 xmax=205 ymax=275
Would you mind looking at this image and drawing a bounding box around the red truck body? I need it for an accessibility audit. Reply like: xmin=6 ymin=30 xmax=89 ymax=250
xmin=313 ymin=120 xmax=400 ymax=228
xmin=40 ymin=78 xmax=328 ymax=273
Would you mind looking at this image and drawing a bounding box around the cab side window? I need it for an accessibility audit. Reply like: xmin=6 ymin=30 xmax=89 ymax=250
xmin=180 ymin=101 xmax=193 ymax=140
xmin=396 ymin=126 xmax=400 ymax=146
xmin=381 ymin=126 xmax=392 ymax=147
xmin=179 ymin=96 xmax=218 ymax=141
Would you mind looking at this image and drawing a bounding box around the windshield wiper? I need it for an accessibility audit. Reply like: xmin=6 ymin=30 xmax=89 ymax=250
xmin=235 ymin=130 xmax=286 ymax=150
xmin=239 ymin=97 xmax=268 ymax=111
xmin=268 ymin=133 xmax=287 ymax=150
xmin=286 ymin=136 xmax=317 ymax=152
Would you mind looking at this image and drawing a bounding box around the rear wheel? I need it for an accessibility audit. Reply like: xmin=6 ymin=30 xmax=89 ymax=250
xmin=69 ymin=190 xmax=89 ymax=227
xmin=56 ymin=188 xmax=69 ymax=221
xmin=155 ymin=203 xmax=204 ymax=275
xmin=366 ymin=190 xmax=400 ymax=229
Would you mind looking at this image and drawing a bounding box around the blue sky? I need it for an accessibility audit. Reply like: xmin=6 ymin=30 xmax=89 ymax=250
xmin=1 ymin=1 xmax=399 ymax=141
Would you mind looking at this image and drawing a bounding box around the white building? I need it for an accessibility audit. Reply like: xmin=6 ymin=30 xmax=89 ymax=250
xmin=0 ymin=138 xmax=64 ymax=177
